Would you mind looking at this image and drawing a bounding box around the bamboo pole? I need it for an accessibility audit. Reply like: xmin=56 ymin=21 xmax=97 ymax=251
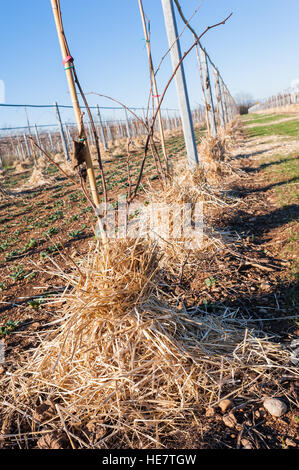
xmin=50 ymin=0 xmax=101 ymax=208
xmin=138 ymin=0 xmax=169 ymax=173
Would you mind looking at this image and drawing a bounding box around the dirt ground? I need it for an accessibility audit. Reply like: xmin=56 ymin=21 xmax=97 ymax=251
xmin=161 ymin=120 xmax=298 ymax=449
xmin=0 ymin=116 xmax=298 ymax=449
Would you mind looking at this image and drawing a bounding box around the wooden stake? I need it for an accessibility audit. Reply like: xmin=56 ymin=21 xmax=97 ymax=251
xmin=212 ymin=66 xmax=225 ymax=128
xmin=195 ymin=44 xmax=210 ymax=134
xmin=199 ymin=47 xmax=217 ymax=137
xmin=138 ymin=0 xmax=169 ymax=173
xmin=50 ymin=0 xmax=101 ymax=208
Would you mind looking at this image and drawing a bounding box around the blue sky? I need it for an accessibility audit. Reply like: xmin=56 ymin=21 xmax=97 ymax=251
xmin=1 ymin=0 xmax=299 ymax=128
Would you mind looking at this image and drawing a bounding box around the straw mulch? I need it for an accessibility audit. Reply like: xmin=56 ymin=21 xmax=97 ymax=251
xmin=14 ymin=161 xmax=28 ymax=174
xmin=146 ymin=156 xmax=238 ymax=224
xmin=223 ymin=116 xmax=246 ymax=143
xmin=198 ymin=135 xmax=231 ymax=181
xmin=139 ymin=144 xmax=242 ymax=277
xmin=58 ymin=160 xmax=77 ymax=177
xmin=197 ymin=120 xmax=245 ymax=183
xmin=0 ymin=238 xmax=297 ymax=449
xmin=20 ymin=167 xmax=53 ymax=189
xmin=0 ymin=119 xmax=296 ymax=449
xmin=53 ymin=153 xmax=66 ymax=164
xmin=0 ymin=182 xmax=28 ymax=200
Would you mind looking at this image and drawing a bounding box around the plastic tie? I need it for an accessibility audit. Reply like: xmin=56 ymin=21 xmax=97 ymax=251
xmin=63 ymin=55 xmax=73 ymax=66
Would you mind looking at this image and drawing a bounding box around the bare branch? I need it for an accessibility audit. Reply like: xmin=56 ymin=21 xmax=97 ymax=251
xmin=87 ymin=93 xmax=148 ymax=129
xmin=150 ymin=14 xmax=233 ymax=137
xmin=154 ymin=1 xmax=204 ymax=77
xmin=28 ymin=137 xmax=78 ymax=186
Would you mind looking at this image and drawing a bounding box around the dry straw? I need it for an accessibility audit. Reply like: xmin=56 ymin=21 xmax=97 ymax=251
xmin=142 ymin=155 xmax=240 ymax=279
xmin=198 ymin=135 xmax=230 ymax=181
xmin=14 ymin=161 xmax=28 ymax=174
xmin=195 ymin=117 xmax=245 ymax=183
xmin=0 ymin=237 xmax=297 ymax=449
xmin=20 ymin=167 xmax=53 ymax=189
xmin=0 ymin=118 xmax=297 ymax=449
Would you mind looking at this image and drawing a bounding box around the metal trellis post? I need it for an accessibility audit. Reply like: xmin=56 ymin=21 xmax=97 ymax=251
xmin=54 ymin=102 xmax=70 ymax=161
xmin=161 ymin=0 xmax=199 ymax=170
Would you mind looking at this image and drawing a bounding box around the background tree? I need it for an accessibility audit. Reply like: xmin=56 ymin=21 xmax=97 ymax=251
xmin=235 ymin=92 xmax=255 ymax=114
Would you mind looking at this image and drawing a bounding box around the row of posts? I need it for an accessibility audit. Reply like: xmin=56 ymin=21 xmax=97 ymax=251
xmin=1 ymin=0 xmax=237 ymax=170
xmin=0 ymin=104 xmax=206 ymax=164
xmin=249 ymin=90 xmax=299 ymax=113
xmin=160 ymin=0 xmax=238 ymax=170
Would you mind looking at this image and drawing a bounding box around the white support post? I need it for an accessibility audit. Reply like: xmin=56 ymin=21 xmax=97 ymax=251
xmin=96 ymin=105 xmax=108 ymax=150
xmin=124 ymin=109 xmax=132 ymax=139
xmin=161 ymin=0 xmax=198 ymax=169
xmin=23 ymin=134 xmax=30 ymax=158
xmin=65 ymin=124 xmax=72 ymax=149
xmin=24 ymin=106 xmax=33 ymax=158
xmin=118 ymin=121 xmax=123 ymax=138
xmin=34 ymin=124 xmax=43 ymax=158
xmin=106 ymin=122 xmax=113 ymax=142
xmin=54 ymin=102 xmax=70 ymax=161
xmin=24 ymin=106 xmax=31 ymax=135
xmin=88 ymin=122 xmax=94 ymax=145
xmin=166 ymin=109 xmax=171 ymax=130
xmin=48 ymin=132 xmax=55 ymax=153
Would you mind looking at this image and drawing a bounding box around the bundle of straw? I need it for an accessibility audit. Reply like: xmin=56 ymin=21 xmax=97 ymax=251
xmin=198 ymin=132 xmax=242 ymax=182
xmin=21 ymin=167 xmax=52 ymax=189
xmin=53 ymin=153 xmax=65 ymax=164
xmin=1 ymin=238 xmax=296 ymax=449
xmin=143 ymin=163 xmax=232 ymax=277
xmin=14 ymin=161 xmax=27 ymax=174
xmin=222 ymin=117 xmax=245 ymax=144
